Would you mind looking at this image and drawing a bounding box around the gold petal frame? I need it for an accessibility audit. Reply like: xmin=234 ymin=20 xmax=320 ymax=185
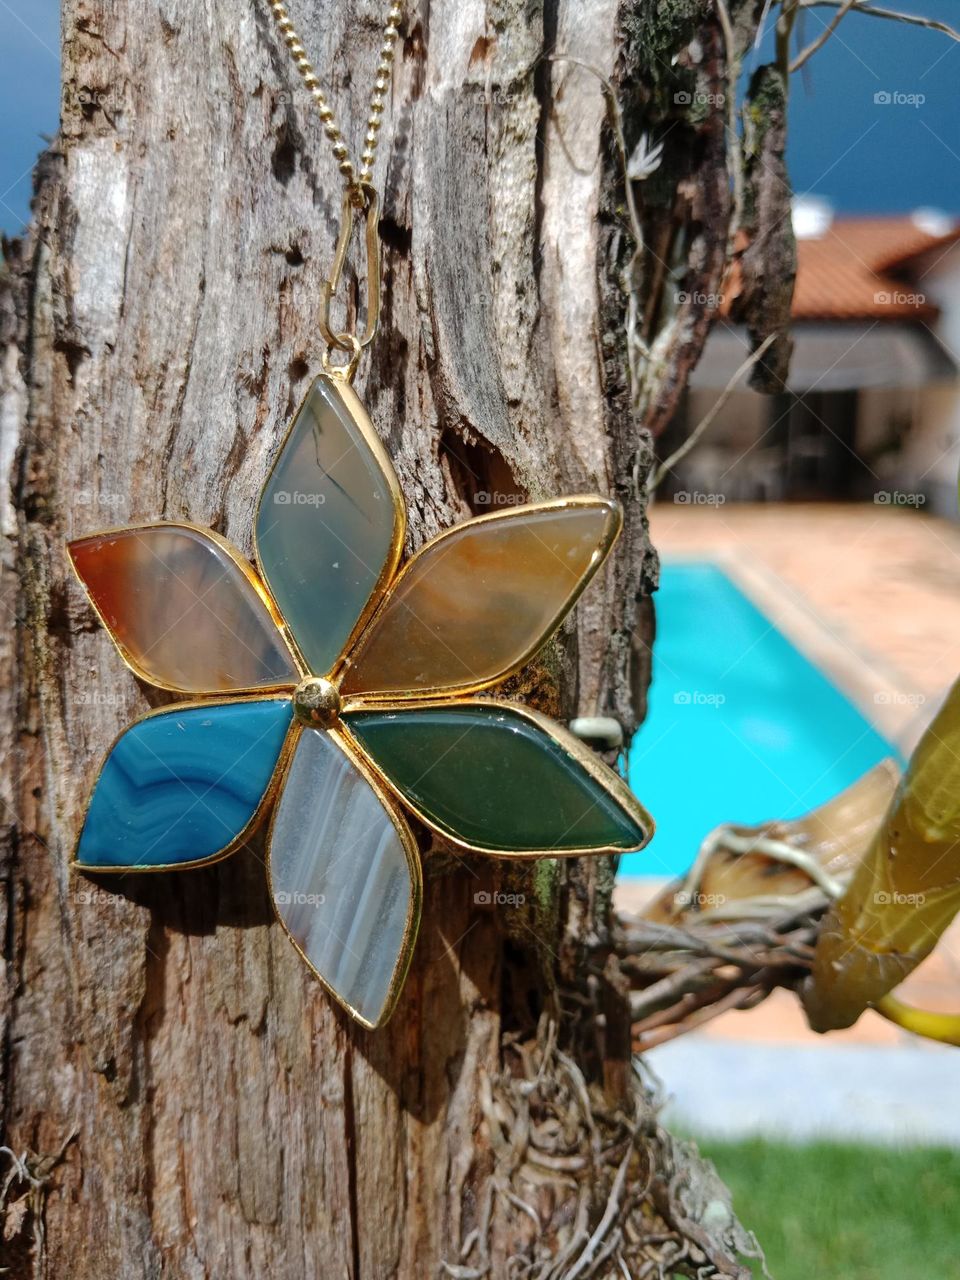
xmin=339 ymin=495 xmax=623 ymax=702
xmin=68 ymin=523 xmax=306 ymax=694
xmin=252 ymin=374 xmax=407 ymax=680
xmin=264 ymin=724 xmax=423 ymax=1029
xmin=71 ymin=694 xmax=299 ymax=874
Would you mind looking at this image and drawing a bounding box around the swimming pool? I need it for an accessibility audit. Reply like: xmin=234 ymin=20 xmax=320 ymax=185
xmin=621 ymin=561 xmax=898 ymax=879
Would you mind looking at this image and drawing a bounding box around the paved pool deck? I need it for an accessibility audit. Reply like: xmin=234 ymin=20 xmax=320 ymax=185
xmin=616 ymin=503 xmax=960 ymax=1142
xmin=641 ymin=1036 xmax=960 ymax=1146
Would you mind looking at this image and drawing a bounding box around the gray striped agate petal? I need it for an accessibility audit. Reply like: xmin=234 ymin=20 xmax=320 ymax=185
xmin=270 ymin=728 xmax=416 ymax=1026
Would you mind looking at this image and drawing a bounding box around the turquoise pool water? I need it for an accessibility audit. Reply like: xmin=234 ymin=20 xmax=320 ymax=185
xmin=621 ymin=561 xmax=898 ymax=879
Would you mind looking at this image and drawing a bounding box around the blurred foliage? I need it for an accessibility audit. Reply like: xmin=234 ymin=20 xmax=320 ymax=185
xmin=804 ymin=678 xmax=960 ymax=1032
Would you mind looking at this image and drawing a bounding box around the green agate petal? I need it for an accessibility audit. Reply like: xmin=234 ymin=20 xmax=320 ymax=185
xmin=345 ymin=703 xmax=652 ymax=855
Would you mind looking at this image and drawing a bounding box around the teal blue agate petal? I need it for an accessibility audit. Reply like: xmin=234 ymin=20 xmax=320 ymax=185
xmin=76 ymin=699 xmax=293 ymax=869
xmin=255 ymin=375 xmax=403 ymax=676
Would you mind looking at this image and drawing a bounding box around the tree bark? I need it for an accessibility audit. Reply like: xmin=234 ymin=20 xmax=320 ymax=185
xmin=1 ymin=2 xmax=769 ymax=1276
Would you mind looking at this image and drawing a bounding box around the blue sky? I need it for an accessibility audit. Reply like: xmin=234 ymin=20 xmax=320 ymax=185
xmin=0 ymin=1 xmax=59 ymax=235
xmin=1 ymin=1 xmax=958 ymax=235
xmin=761 ymin=0 xmax=960 ymax=214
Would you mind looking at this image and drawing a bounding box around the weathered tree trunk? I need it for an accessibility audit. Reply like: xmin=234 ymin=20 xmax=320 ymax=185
xmin=1 ymin=2 xmax=770 ymax=1276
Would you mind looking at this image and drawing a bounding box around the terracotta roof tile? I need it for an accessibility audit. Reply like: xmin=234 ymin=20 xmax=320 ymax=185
xmin=723 ymin=216 xmax=959 ymax=322
xmin=793 ymin=218 xmax=946 ymax=320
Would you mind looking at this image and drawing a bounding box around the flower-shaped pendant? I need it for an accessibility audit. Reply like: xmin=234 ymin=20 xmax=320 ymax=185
xmin=69 ymin=375 xmax=653 ymax=1027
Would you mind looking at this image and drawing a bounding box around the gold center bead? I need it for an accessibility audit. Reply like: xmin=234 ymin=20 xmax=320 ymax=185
xmin=293 ymin=676 xmax=342 ymax=729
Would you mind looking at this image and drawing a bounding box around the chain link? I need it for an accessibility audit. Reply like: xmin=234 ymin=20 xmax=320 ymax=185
xmin=266 ymin=0 xmax=403 ymax=204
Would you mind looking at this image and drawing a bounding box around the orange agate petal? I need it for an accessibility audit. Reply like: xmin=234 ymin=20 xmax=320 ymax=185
xmin=69 ymin=524 xmax=299 ymax=694
xmin=340 ymin=498 xmax=621 ymax=699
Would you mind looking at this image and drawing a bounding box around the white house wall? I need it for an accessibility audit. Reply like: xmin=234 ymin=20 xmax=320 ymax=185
xmin=902 ymin=242 xmax=960 ymax=514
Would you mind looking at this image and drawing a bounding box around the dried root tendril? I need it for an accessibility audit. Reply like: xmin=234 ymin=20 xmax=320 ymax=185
xmin=447 ymin=1018 xmax=765 ymax=1280
xmin=0 ymin=1131 xmax=77 ymax=1272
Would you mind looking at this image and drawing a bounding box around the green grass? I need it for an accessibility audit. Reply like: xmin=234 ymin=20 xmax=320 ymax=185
xmin=695 ymin=1138 xmax=960 ymax=1280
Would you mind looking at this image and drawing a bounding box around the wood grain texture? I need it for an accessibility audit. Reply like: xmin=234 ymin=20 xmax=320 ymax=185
xmin=0 ymin=1 xmax=761 ymax=1275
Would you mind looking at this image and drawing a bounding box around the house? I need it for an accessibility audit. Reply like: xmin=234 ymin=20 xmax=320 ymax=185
xmin=660 ymin=200 xmax=960 ymax=516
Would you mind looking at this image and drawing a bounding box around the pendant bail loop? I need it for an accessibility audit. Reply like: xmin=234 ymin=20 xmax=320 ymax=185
xmin=321 ymin=333 xmax=363 ymax=383
xmin=320 ymin=181 xmax=381 ymax=377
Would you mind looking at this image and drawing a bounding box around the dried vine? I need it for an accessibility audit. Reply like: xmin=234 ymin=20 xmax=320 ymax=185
xmin=616 ymin=907 xmax=820 ymax=1051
